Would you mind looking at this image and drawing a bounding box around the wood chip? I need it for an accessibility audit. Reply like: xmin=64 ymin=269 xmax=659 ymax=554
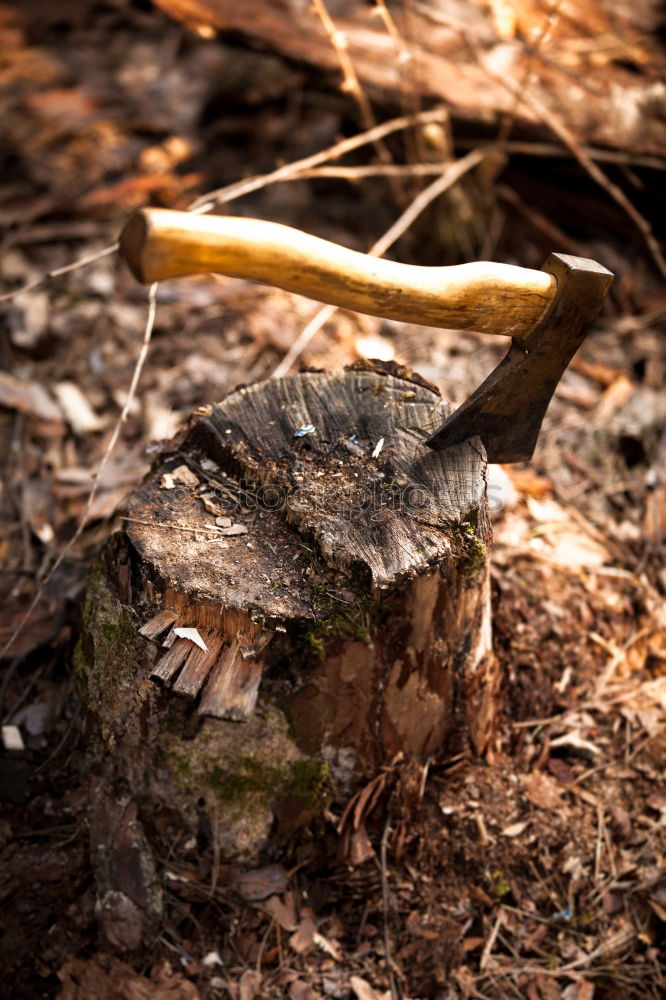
xmin=151 ymin=637 xmax=192 ymax=684
xmin=169 ymin=464 xmax=200 ymax=488
xmin=198 ymin=638 xmax=263 ymax=719
xmin=501 ymin=820 xmax=530 ymax=837
xmin=171 ymin=629 xmax=224 ymax=697
xmin=138 ymin=609 xmax=178 ymax=640
xmin=2 ymin=724 xmax=25 ymax=751
xmin=215 ymin=523 xmax=248 ymax=536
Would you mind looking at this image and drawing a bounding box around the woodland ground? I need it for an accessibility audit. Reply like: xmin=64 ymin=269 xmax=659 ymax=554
xmin=0 ymin=2 xmax=665 ymax=998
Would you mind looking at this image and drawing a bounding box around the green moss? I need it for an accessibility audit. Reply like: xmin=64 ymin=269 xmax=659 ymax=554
xmin=489 ymin=869 xmax=511 ymax=898
xmin=73 ymin=564 xmax=139 ymax=715
xmin=457 ymin=521 xmax=488 ymax=587
xmin=204 ymin=755 xmax=330 ymax=827
xmin=281 ymin=759 xmax=330 ymax=815
xmin=297 ymin=631 xmax=326 ymax=661
xmin=296 ymin=561 xmax=373 ymax=662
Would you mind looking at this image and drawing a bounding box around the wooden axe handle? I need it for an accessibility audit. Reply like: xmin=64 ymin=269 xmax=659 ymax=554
xmin=119 ymin=208 xmax=557 ymax=341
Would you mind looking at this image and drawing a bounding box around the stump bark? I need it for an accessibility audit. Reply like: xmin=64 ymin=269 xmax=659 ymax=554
xmin=77 ymin=362 xmax=499 ymax=861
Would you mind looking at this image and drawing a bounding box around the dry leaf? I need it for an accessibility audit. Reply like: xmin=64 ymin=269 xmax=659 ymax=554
xmin=521 ymin=771 xmax=564 ymax=811
xmin=263 ymin=892 xmax=298 ymax=932
xmin=289 ymin=908 xmax=317 ymax=955
xmin=594 ymin=374 xmax=635 ymax=422
xmin=349 ymin=825 xmax=375 ymax=865
xmin=505 ymin=467 xmax=552 ymax=498
xmin=239 ymin=970 xmax=263 ymax=1000
xmin=53 ymin=381 xmax=105 ymax=434
xmin=232 ymin=865 xmax=289 ymax=902
xmin=350 ymin=976 xmax=387 ymax=1000
xmin=0 ymin=371 xmax=62 ymax=422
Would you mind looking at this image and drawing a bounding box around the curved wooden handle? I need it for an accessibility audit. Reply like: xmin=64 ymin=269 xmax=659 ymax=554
xmin=119 ymin=208 xmax=557 ymax=340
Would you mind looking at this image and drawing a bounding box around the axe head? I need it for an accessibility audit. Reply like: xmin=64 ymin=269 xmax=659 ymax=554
xmin=425 ymin=253 xmax=614 ymax=463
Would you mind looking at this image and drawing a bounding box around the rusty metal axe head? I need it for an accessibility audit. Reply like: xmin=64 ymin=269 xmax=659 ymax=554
xmin=425 ymin=253 xmax=614 ymax=462
xmin=119 ymin=209 xmax=613 ymax=463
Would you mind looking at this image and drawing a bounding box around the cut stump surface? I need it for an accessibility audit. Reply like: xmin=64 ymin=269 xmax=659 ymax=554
xmin=78 ymin=363 xmax=499 ymax=860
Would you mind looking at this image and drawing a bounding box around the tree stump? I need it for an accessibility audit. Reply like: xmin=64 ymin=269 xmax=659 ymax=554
xmin=77 ymin=362 xmax=499 ymax=861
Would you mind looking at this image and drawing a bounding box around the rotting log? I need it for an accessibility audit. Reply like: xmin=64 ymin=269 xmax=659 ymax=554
xmin=76 ymin=361 xmax=499 ymax=862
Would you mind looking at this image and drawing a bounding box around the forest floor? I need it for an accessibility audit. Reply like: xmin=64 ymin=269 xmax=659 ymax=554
xmin=0 ymin=2 xmax=665 ymax=998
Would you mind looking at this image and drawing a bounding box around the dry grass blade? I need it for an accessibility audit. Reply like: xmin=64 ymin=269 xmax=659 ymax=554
xmin=380 ymin=816 xmax=400 ymax=1000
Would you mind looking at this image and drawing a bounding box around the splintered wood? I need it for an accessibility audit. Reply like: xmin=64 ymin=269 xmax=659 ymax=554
xmin=82 ymin=363 xmax=499 ymax=855
xmin=145 ymin=617 xmax=262 ymax=717
xmin=123 ymin=364 xmax=496 ymax=758
xmin=198 ymin=636 xmax=263 ymax=719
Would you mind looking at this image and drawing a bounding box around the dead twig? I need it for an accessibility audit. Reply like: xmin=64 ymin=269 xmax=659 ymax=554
xmin=0 ymin=284 xmax=157 ymax=660
xmin=310 ymin=0 xmax=403 ymax=203
xmin=188 ymin=107 xmax=449 ymax=214
xmin=380 ymin=814 xmax=400 ymax=1000
xmin=373 ymin=0 xmax=425 ymax=166
xmin=271 ymin=146 xmax=487 ymax=378
xmin=494 ymin=0 xmax=565 ymax=148
xmin=480 ymin=907 xmax=505 ymax=972
xmin=482 ymin=60 xmax=666 ymax=279
xmin=0 ymin=242 xmax=118 ymax=304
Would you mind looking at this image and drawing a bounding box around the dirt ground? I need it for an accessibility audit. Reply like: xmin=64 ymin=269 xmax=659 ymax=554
xmin=0 ymin=2 xmax=665 ymax=998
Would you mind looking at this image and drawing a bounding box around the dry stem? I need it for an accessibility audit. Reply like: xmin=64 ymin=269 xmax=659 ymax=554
xmin=271 ymin=146 xmax=487 ymax=378
xmin=310 ymin=0 xmax=403 ymax=203
xmin=0 ymin=284 xmax=157 ymax=659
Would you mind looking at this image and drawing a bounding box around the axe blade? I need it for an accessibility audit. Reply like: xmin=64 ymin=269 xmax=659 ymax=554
xmin=425 ymin=253 xmax=614 ymax=463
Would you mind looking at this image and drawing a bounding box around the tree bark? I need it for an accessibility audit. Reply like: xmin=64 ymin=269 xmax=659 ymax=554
xmin=77 ymin=362 xmax=499 ymax=861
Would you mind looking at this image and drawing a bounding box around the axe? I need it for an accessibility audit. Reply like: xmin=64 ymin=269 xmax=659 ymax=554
xmin=119 ymin=208 xmax=613 ymax=463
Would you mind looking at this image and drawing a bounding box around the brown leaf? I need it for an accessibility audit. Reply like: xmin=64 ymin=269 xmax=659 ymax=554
xmin=0 ymin=371 xmax=62 ymax=423
xmin=349 ymin=825 xmax=375 ymax=866
xmin=289 ymin=981 xmax=322 ymax=1000
xmin=289 ymin=907 xmax=317 ymax=955
xmin=238 ymin=970 xmax=263 ymax=1000
xmin=547 ymin=757 xmax=575 ymax=784
xmin=350 ymin=976 xmax=386 ymax=1000
xmin=57 ymin=954 xmax=200 ymax=1000
xmin=262 ymin=891 xmax=298 ymax=931
xmin=521 ymin=771 xmax=565 ymax=811
xmin=232 ymin=864 xmax=289 ymax=902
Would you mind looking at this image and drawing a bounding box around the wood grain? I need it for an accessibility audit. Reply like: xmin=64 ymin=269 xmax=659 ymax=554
xmin=119 ymin=208 xmax=556 ymax=340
